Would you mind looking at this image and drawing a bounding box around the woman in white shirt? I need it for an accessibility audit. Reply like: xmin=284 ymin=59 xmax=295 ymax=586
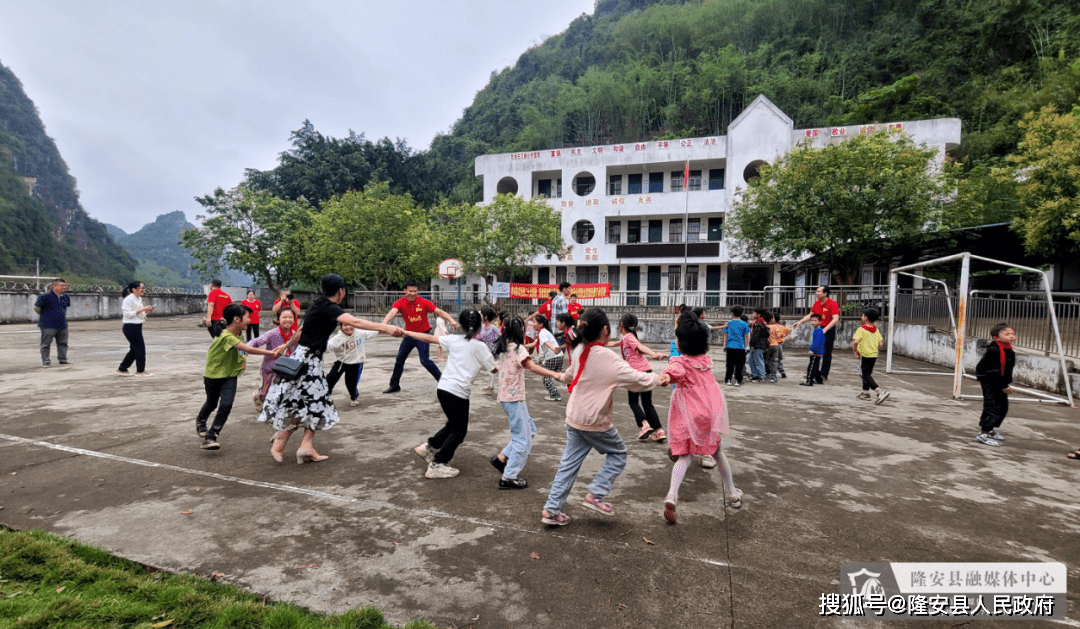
xmin=117 ymin=281 xmax=154 ymax=376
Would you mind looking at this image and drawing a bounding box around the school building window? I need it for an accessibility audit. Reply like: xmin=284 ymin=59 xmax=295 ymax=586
xmin=556 ymin=267 xmax=567 ymax=285
xmin=685 ymin=265 xmax=699 ymax=291
xmin=668 ymin=266 xmax=681 ymax=291
xmin=648 ymin=172 xmax=664 ymax=193
xmin=537 ymin=179 xmax=552 ymax=198
xmin=669 ymin=218 xmax=683 ymax=243
xmin=607 ymin=221 xmax=621 ymax=244
xmin=670 ymin=170 xmax=684 ymax=192
xmin=688 ymin=170 xmax=702 ymax=191
xmin=708 ymin=217 xmax=723 ymax=241
xmin=627 ymin=220 xmax=641 ymax=243
xmin=538 ymin=267 xmax=550 ymax=284
xmin=648 ymin=220 xmax=663 ymax=243
xmin=708 ymin=169 xmax=725 ymax=190
xmin=628 ymin=173 xmax=642 ymax=195
xmin=609 ymin=175 xmax=622 ymax=195
xmin=608 ymin=265 xmax=620 ymax=290
xmin=577 ymin=266 xmax=599 ymax=284
xmin=687 ymin=218 xmax=701 ymax=242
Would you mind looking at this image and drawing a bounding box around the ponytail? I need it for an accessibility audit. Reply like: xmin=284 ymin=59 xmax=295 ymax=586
xmin=123 ymin=281 xmax=142 ymax=296
xmin=620 ymin=313 xmax=639 ymax=339
xmin=569 ymin=308 xmax=609 ymax=350
xmin=459 ymin=308 xmax=483 ymax=340
xmin=494 ymin=317 xmax=525 ymax=358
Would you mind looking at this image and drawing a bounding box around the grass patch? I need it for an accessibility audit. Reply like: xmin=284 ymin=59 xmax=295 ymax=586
xmin=0 ymin=528 xmax=437 ymax=629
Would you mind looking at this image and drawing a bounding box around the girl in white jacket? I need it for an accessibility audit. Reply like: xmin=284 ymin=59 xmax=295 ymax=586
xmin=326 ymin=323 xmax=378 ymax=407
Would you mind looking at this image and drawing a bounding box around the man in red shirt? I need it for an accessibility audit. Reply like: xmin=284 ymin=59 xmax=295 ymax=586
xmin=792 ymin=284 xmax=840 ymax=381
xmin=272 ymin=290 xmax=302 ymax=334
xmin=204 ymin=279 xmax=234 ymax=338
xmin=381 ymin=279 xmax=459 ymax=393
xmin=527 ymin=290 xmax=558 ymax=330
xmin=567 ymin=293 xmax=583 ymax=320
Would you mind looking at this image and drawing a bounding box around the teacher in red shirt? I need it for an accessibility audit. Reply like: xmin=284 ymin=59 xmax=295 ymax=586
xmin=792 ymin=285 xmax=840 ymax=381
xmin=381 ymin=279 xmax=459 ymax=393
xmin=205 ymin=279 xmax=234 ymax=338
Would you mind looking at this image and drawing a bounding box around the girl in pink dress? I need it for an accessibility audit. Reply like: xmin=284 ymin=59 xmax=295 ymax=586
xmin=661 ymin=312 xmax=741 ymax=524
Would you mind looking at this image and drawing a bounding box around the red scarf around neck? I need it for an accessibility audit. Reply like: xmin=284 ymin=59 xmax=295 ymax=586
xmin=279 ymin=325 xmax=294 ymax=343
xmin=567 ymin=342 xmax=603 ymax=394
xmin=996 ymin=341 xmax=1012 ymax=375
xmin=861 ymin=324 xmax=877 ymax=333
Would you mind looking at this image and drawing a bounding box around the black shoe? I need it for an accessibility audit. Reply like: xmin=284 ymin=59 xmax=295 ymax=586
xmin=814 ymin=379 xmax=825 ymax=385
xmin=780 ymin=373 xmax=786 ymax=378
xmin=200 ymin=438 xmax=220 ymax=450
xmin=489 ymin=455 xmax=507 ymax=474
xmin=799 ymin=381 xmax=813 ymax=387
xmin=383 ymin=385 xmax=401 ymax=394
xmin=196 ymin=421 xmax=208 ymax=438
xmin=499 ymin=478 xmax=528 ymax=490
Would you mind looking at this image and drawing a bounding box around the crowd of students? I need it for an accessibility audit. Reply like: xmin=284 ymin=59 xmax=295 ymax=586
xmin=180 ymin=275 xmax=1043 ymax=527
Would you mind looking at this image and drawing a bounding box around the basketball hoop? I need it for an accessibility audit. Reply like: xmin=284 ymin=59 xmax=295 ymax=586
xmin=438 ymin=258 xmax=464 ymax=280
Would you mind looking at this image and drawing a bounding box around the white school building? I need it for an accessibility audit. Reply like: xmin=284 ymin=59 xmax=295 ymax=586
xmin=461 ymin=95 xmax=961 ymax=304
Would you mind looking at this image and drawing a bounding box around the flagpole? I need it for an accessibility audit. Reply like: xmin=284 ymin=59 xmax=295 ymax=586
xmin=682 ymin=160 xmax=689 ymax=305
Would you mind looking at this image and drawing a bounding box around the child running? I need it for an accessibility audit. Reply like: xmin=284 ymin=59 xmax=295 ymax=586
xmin=434 ymin=317 xmax=449 ymax=361
xmin=541 ymin=308 xmax=665 ymax=526
xmin=248 ymin=309 xmax=297 ymax=409
xmin=489 ymin=317 xmax=564 ymax=489
xmin=533 ymin=314 xmax=563 ymax=401
xmin=662 ymin=312 xmax=741 ymax=524
xmin=610 ymin=313 xmax=669 ymax=442
xmin=476 ymin=307 xmax=501 ymax=392
xmin=326 ymin=322 xmax=378 ymax=407
xmin=975 ymin=323 xmax=1016 ymax=446
xmin=197 ymin=304 xmax=282 ymax=449
xmin=852 ymin=308 xmax=889 ymax=404
xmin=799 ymin=313 xmax=826 ymax=386
xmin=411 ymin=309 xmax=496 ymax=478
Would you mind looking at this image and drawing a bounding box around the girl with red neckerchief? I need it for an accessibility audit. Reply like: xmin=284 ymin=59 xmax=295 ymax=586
xmin=540 ymin=308 xmax=666 ymax=527
xmin=248 ymin=309 xmax=297 ymax=410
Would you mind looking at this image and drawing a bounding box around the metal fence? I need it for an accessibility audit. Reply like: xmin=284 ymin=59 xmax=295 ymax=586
xmin=353 ymin=286 xmax=894 ymax=320
xmin=893 ymin=287 xmax=958 ymax=334
xmin=0 ymin=279 xmax=203 ymax=295
xmin=966 ymin=291 xmax=1080 ymax=359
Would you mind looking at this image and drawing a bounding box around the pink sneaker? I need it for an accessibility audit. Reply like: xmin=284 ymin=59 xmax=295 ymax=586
xmin=649 ymin=428 xmax=667 ymax=443
xmin=637 ymin=425 xmax=655 ymax=440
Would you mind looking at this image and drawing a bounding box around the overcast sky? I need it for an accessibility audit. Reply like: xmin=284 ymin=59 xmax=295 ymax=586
xmin=0 ymin=0 xmax=595 ymax=232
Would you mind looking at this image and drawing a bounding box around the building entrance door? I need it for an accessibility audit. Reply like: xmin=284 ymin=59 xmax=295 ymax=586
xmin=647 ymin=266 xmax=661 ymax=306
xmin=626 ymin=265 xmax=640 ymax=306
xmin=706 ymin=265 xmax=722 ymax=307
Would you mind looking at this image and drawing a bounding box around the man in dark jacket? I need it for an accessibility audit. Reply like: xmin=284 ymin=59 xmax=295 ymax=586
xmin=974 ymin=323 xmax=1016 ymax=446
xmin=35 ymin=278 xmax=71 ymax=366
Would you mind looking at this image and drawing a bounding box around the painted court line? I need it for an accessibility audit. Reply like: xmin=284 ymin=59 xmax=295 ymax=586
xmin=0 ymin=432 xmax=787 ymax=579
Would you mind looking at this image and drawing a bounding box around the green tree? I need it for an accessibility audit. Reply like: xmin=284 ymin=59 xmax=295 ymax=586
xmin=729 ymin=130 xmax=944 ymax=284
xmin=181 ymin=186 xmax=312 ymax=293
xmin=302 ymin=183 xmax=441 ymax=291
xmin=442 ymin=194 xmax=564 ymax=283
xmin=1008 ymin=104 xmax=1080 ymax=257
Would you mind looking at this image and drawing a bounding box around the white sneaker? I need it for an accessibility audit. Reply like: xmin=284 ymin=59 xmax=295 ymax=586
xmin=425 ymin=462 xmax=460 ymax=478
xmin=700 ymin=455 xmax=717 ymax=469
xmin=349 ymin=398 xmax=360 ymax=407
xmin=543 ymin=395 xmax=561 ymax=401
xmin=874 ymin=389 xmax=890 ymax=405
xmin=976 ymin=433 xmax=1001 ymax=447
xmin=414 ymin=443 xmax=435 ymax=464
xmin=988 ymin=429 xmax=1004 ymax=442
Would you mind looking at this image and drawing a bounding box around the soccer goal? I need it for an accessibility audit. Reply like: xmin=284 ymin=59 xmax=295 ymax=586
xmin=885 ymin=252 xmax=1075 ymax=407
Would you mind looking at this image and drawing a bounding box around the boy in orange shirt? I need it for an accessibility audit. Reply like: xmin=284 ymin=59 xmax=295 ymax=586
xmin=765 ymin=313 xmax=791 ymax=383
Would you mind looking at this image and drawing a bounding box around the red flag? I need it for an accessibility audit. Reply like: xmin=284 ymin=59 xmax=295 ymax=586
xmin=684 ymin=160 xmax=690 ymax=189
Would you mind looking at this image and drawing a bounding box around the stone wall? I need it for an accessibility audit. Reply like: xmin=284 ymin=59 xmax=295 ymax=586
xmin=0 ymin=291 xmax=208 ymax=324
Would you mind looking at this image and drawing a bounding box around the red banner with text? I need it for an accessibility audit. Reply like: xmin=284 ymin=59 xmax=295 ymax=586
xmin=508 ymin=283 xmax=611 ymax=299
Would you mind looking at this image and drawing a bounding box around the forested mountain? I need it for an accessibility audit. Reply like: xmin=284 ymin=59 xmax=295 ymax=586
xmin=0 ymin=61 xmax=136 ymax=281
xmin=445 ymin=0 xmax=1079 ymax=171
xmin=107 ymin=211 xmax=252 ymax=288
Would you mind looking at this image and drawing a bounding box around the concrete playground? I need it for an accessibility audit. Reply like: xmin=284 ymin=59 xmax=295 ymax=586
xmin=1 ymin=315 xmax=1078 ymax=628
